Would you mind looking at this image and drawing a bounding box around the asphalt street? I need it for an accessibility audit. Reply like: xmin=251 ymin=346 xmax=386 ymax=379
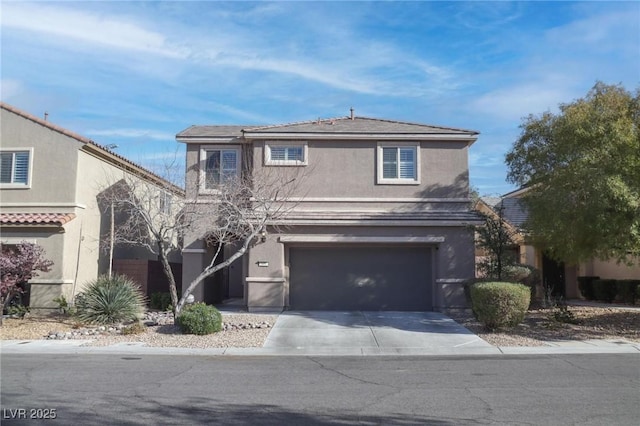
xmin=1 ymin=353 xmax=638 ymax=425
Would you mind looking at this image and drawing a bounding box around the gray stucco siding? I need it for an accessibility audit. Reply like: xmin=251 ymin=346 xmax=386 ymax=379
xmin=251 ymin=139 xmax=470 ymax=201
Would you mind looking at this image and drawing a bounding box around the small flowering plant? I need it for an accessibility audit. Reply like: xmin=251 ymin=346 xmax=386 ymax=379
xmin=1 ymin=241 xmax=53 ymax=321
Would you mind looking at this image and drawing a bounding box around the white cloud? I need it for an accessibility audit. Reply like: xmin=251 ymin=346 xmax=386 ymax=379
xmin=86 ymin=129 xmax=175 ymax=141
xmin=470 ymin=83 xmax=575 ymax=121
xmin=545 ymin=9 xmax=639 ymax=54
xmin=0 ymin=79 xmax=24 ymax=101
xmin=2 ymin=2 xmax=457 ymax=98
xmin=1 ymin=3 xmax=188 ymax=58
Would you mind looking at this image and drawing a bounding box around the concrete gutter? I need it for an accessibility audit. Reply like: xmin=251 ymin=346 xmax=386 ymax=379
xmin=2 ymin=338 xmax=639 ymax=357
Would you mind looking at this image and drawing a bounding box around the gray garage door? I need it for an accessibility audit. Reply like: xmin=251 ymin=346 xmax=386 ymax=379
xmin=289 ymin=246 xmax=433 ymax=311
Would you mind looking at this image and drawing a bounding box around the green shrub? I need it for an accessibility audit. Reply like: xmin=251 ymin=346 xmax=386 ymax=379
xmin=592 ymin=279 xmax=618 ymax=303
xmin=150 ymin=292 xmax=172 ymax=311
xmin=176 ymin=303 xmax=222 ymax=335
xmin=617 ymin=280 xmax=640 ymax=304
xmin=503 ymin=264 xmax=541 ymax=301
xmin=75 ymin=275 xmax=146 ymax=325
xmin=577 ymin=276 xmax=599 ymax=300
xmin=470 ymin=282 xmax=531 ymax=330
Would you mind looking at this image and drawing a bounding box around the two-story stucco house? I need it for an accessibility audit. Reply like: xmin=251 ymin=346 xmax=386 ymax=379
xmin=177 ymin=113 xmax=481 ymax=312
xmin=0 ymin=103 xmax=184 ymax=309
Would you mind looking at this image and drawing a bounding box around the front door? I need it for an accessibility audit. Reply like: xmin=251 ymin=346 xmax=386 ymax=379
xmin=542 ymin=252 xmax=565 ymax=298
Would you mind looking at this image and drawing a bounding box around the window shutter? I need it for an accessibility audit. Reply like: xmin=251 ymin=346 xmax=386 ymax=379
xmin=221 ymin=150 xmax=237 ymax=182
xmin=382 ymin=148 xmax=398 ymax=179
xmin=398 ymin=148 xmax=415 ymax=179
xmin=205 ymin=151 xmax=221 ymax=188
xmin=0 ymin=153 xmax=12 ymax=183
xmin=270 ymin=147 xmax=287 ymax=161
xmin=288 ymin=146 xmax=304 ymax=162
xmin=13 ymin=152 xmax=29 ymax=184
xmin=269 ymin=146 xmax=304 ymax=163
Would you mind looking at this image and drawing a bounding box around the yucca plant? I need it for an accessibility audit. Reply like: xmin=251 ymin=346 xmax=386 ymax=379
xmin=75 ymin=275 xmax=146 ymax=325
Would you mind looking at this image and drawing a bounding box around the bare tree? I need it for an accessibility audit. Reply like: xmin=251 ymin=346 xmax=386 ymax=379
xmin=98 ymin=162 xmax=188 ymax=315
xmin=101 ymin=156 xmax=306 ymax=318
xmin=175 ymin=166 xmax=304 ymax=315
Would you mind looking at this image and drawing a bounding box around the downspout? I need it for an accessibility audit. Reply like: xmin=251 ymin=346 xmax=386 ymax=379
xmin=71 ymin=219 xmax=83 ymax=303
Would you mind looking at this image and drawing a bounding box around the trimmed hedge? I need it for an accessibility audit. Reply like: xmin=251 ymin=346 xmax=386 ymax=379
xmin=592 ymin=279 xmax=618 ymax=303
xmin=470 ymin=282 xmax=531 ymax=331
xmin=577 ymin=276 xmax=599 ymax=301
xmin=176 ymin=303 xmax=222 ymax=335
xmin=617 ymin=280 xmax=640 ymax=305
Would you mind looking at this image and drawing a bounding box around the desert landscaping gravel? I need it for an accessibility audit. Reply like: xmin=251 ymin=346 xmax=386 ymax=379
xmin=1 ymin=304 xmax=638 ymax=348
xmin=0 ymin=313 xmax=278 ymax=349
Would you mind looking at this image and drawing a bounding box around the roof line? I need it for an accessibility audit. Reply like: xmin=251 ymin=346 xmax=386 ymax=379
xmin=243 ymin=115 xmax=479 ymax=134
xmin=1 ymin=102 xmax=184 ymax=195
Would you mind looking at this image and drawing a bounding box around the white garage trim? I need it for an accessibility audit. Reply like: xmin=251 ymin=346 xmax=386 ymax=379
xmin=245 ymin=277 xmax=286 ymax=283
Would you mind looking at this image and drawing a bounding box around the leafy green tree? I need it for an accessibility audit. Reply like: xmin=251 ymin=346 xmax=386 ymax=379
xmin=505 ymin=82 xmax=640 ymax=264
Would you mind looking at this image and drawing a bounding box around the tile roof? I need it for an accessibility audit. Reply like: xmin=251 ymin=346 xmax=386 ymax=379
xmin=0 ymin=213 xmax=77 ymax=226
xmin=177 ymin=125 xmax=254 ymax=138
xmin=246 ymin=116 xmax=478 ymax=135
xmin=479 ymin=196 xmax=529 ymax=229
xmin=176 ymin=116 xmax=479 ymax=139
xmin=499 ymin=197 xmax=529 ymax=228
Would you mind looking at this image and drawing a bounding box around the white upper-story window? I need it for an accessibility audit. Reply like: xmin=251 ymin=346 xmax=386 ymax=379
xmin=264 ymin=141 xmax=308 ymax=166
xmin=376 ymin=142 xmax=420 ymax=185
xmin=199 ymin=145 xmax=241 ymax=192
xmin=0 ymin=149 xmax=33 ymax=188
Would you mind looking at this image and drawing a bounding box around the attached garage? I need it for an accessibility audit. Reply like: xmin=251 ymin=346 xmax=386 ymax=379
xmin=288 ymin=246 xmax=433 ymax=311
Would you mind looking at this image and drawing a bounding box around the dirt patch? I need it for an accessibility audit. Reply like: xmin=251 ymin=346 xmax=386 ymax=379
xmin=448 ymin=306 xmax=640 ymax=347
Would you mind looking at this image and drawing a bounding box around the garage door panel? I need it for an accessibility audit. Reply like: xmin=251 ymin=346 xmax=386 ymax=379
xmin=289 ymin=246 xmax=432 ymax=311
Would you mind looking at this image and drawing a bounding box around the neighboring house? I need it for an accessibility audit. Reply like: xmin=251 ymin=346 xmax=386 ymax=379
xmin=177 ymin=113 xmax=481 ymax=312
xmin=476 ymin=187 xmax=640 ymax=299
xmin=0 ymin=103 xmax=184 ymax=309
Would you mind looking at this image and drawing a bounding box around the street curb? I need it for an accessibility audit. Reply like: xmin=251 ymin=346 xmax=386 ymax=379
xmin=2 ymin=339 xmax=639 ymax=357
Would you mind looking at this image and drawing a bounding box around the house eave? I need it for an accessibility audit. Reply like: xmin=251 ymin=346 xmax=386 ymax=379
xmin=243 ymin=132 xmax=478 ymax=143
xmin=176 ymin=136 xmax=248 ymax=144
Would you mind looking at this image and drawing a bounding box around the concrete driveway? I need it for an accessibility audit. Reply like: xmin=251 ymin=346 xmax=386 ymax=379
xmin=263 ymin=311 xmax=494 ymax=355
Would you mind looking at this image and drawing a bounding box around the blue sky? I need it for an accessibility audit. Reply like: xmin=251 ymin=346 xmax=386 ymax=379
xmin=2 ymin=1 xmax=638 ymax=195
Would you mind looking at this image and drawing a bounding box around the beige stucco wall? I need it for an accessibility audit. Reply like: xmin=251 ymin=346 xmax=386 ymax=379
xmin=0 ymin=108 xmax=80 ymax=204
xmin=1 ymin=107 xmax=181 ymax=309
xmin=579 ymin=258 xmax=640 ymax=280
xmin=0 ymin=229 xmax=72 ymax=308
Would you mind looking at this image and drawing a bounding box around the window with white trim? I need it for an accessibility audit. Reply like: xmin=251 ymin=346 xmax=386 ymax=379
xmin=265 ymin=141 xmax=308 ymax=166
xmin=0 ymin=150 xmax=32 ymax=188
xmin=200 ymin=146 xmax=241 ymax=192
xmin=376 ymin=143 xmax=420 ymax=184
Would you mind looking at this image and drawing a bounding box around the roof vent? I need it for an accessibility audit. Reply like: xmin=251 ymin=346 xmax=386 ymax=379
xmin=350 ymin=107 xmax=354 ymax=120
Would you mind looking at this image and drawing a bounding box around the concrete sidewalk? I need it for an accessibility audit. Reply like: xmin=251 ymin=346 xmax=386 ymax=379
xmin=2 ymin=307 xmax=639 ymax=357
xmin=2 ymin=338 xmax=639 ymax=357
